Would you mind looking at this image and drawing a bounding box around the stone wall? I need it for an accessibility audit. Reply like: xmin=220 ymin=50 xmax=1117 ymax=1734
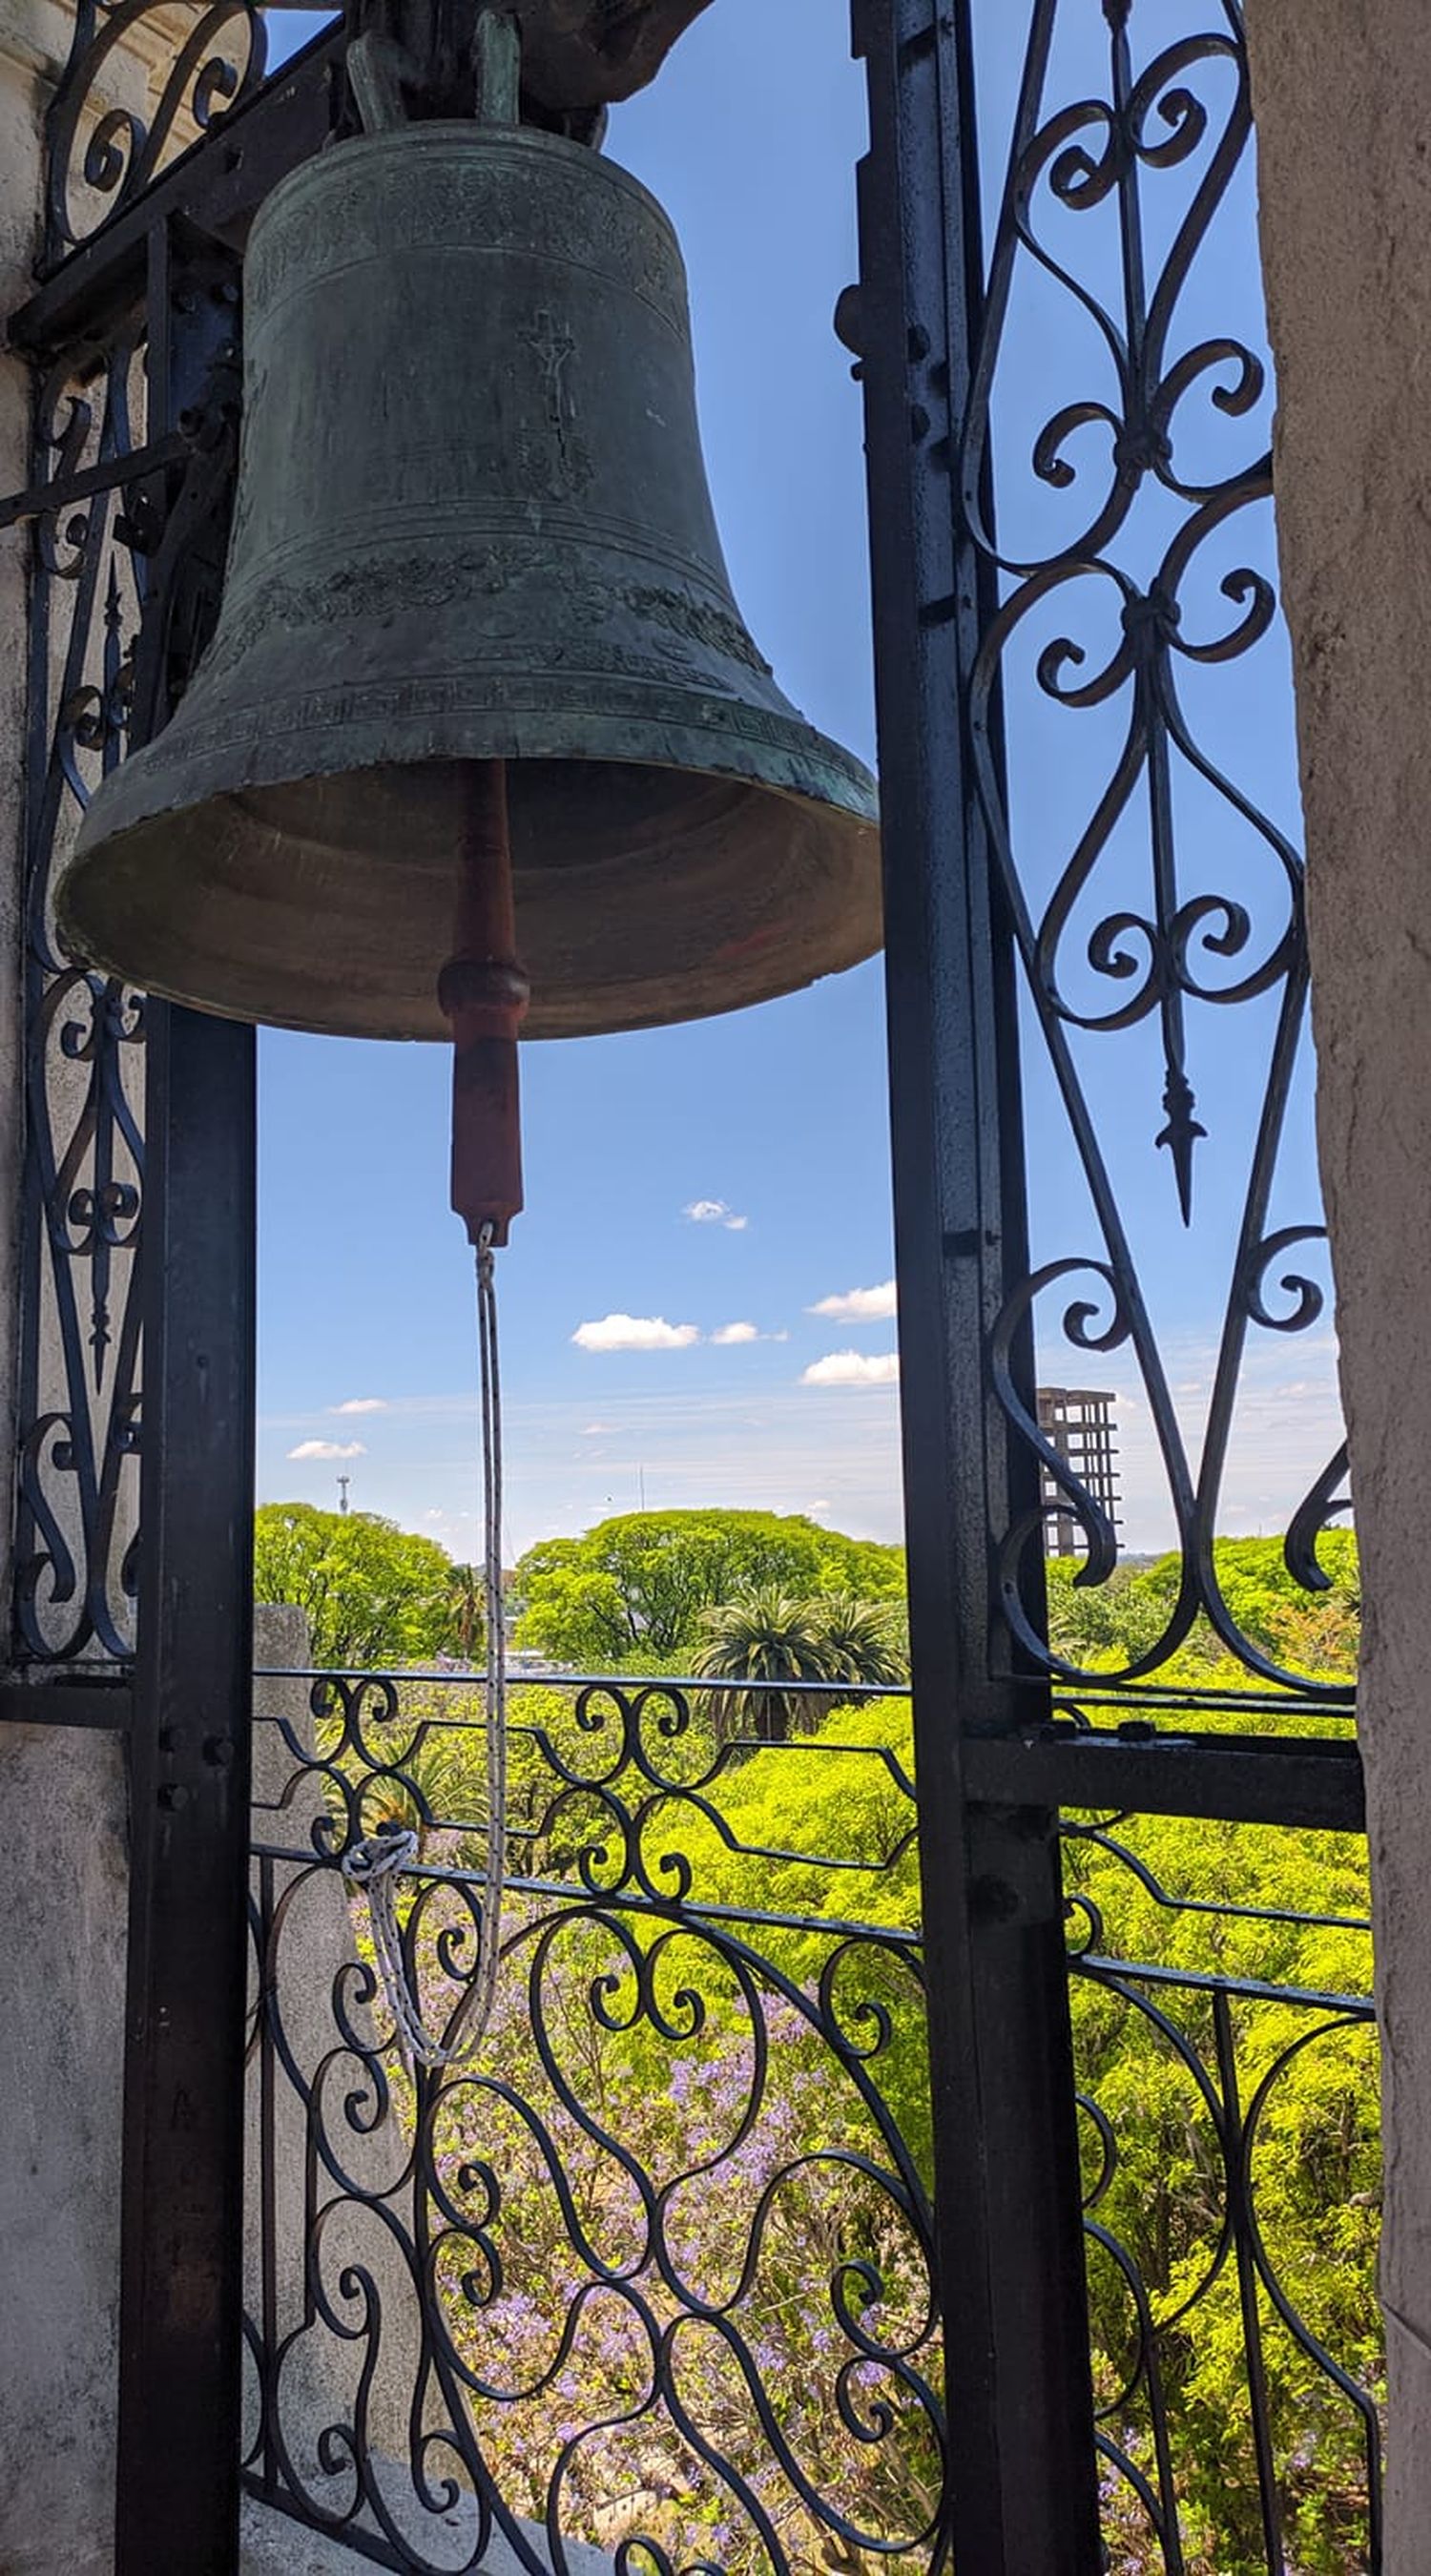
xmin=0 ymin=1722 xmax=126 ymax=2576
xmin=1245 ymin=1 xmax=1431 ymax=2559
xmin=0 ymin=1613 xmax=310 ymax=2575
xmin=6 ymin=0 xmax=1431 ymax=2562
xmin=0 ymin=0 xmax=50 ymax=1600
xmin=0 ymin=8 xmax=124 ymax=2568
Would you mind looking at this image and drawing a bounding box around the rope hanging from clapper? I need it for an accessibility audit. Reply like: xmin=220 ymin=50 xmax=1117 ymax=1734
xmin=342 ymin=1225 xmax=508 ymax=2067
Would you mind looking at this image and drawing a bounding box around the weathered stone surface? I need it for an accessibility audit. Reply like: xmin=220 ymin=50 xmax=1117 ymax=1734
xmin=0 ymin=1611 xmax=338 ymax=2576
xmin=0 ymin=31 xmax=121 ymax=2568
xmin=0 ymin=0 xmax=45 ymax=1577
xmin=1246 ymin=0 xmax=1431 ymax=2556
xmin=0 ymin=1726 xmax=127 ymax=2576
xmin=240 ymin=2482 xmax=612 ymax=2574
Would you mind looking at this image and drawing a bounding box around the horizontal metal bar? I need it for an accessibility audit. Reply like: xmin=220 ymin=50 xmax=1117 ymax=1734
xmin=249 ymin=1844 xmax=927 ymax=1950
xmin=256 ymin=1664 xmax=904 ymax=1698
xmin=0 ymin=1674 xmax=133 ymax=1730
xmin=964 ymin=1728 xmax=1365 ymax=1830
xmin=0 ymin=431 xmax=186 ymax=530
xmin=10 ymin=32 xmax=343 ymax=353
xmin=1044 ymin=1679 xmax=1353 ymax=1717
xmin=261 ymin=1663 xmax=1359 ymax=1723
xmin=1074 ymin=1949 xmax=1372 ymax=2017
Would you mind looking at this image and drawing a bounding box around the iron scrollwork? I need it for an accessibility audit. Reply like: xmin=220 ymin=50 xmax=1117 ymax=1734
xmin=42 ymin=0 xmax=269 ymax=268
xmin=248 ymin=1672 xmax=943 ymax=2575
xmin=12 ymin=324 xmax=149 ymax=1657
xmin=965 ymin=0 xmax=1352 ymax=1692
xmin=9 ymin=279 xmax=241 ymax=1658
xmin=247 ymin=1668 xmax=1382 ymax=2574
xmin=1063 ymin=1810 xmax=1381 ymax=2572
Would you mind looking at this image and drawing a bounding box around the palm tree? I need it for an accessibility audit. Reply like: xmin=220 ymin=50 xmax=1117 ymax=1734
xmin=811 ymin=1591 xmax=908 ymax=1690
xmin=446 ymin=1561 xmax=485 ymax=1663
xmin=693 ymin=1585 xmax=837 ymax=1742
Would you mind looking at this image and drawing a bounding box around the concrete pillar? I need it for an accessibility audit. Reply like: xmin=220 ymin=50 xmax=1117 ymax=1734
xmin=0 ymin=10 xmax=125 ymax=2570
xmin=0 ymin=1720 xmax=127 ymax=2576
xmin=0 ymin=1612 xmax=321 ymax=2574
xmin=0 ymin=0 xmax=50 ymax=1544
xmin=1246 ymin=4 xmax=1431 ymax=2556
xmin=0 ymin=3 xmax=244 ymax=2562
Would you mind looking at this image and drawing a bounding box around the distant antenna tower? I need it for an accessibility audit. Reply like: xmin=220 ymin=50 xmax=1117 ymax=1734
xmin=337 ymin=1472 xmax=351 ymax=1515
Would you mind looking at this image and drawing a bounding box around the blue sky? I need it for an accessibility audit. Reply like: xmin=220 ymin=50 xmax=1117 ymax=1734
xmin=257 ymin=0 xmax=1344 ymax=1564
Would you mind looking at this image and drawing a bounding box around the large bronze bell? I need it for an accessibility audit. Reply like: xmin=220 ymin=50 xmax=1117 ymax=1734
xmin=58 ymin=93 xmax=881 ymax=1044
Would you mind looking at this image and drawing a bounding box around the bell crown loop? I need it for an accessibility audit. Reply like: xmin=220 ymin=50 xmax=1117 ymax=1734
xmin=58 ymin=113 xmax=881 ymax=1042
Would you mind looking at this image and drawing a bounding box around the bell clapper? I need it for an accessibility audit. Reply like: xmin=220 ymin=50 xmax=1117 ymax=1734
xmin=47 ymin=4 xmax=878 ymax=2070
xmin=443 ymin=760 xmax=525 ymax=2046
xmin=342 ymin=757 xmax=529 ymax=2067
xmin=440 ymin=758 xmax=531 ymax=1251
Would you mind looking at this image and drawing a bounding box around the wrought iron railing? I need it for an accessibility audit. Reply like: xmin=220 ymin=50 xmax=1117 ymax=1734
xmin=954 ymin=0 xmax=1352 ymax=1692
xmin=6 ymin=0 xmax=343 ymax=1666
xmin=247 ymin=1668 xmax=1380 ymax=2576
xmin=4 ymin=0 xmax=1379 ymax=2562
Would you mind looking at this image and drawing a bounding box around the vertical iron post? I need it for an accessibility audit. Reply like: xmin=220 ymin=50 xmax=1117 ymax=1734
xmin=114 ymin=217 xmax=257 ymax=2576
xmin=853 ymin=2 xmax=1103 ymax=2566
xmin=116 ymin=999 xmax=256 ymax=2576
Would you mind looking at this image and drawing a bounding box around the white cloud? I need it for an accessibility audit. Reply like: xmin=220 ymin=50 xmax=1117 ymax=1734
xmin=287 ymin=1438 xmax=368 ymax=1461
xmin=808 ymin=1279 xmax=898 ymax=1323
xmin=573 ymin=1314 xmax=701 ymax=1353
xmin=330 ymin=1397 xmax=389 ymax=1416
xmin=801 ymin=1349 xmax=901 ymax=1388
xmin=684 ymin=1199 xmax=749 ymax=1232
xmin=712 ymin=1321 xmax=759 ymax=1345
xmin=582 ymin=1422 xmax=615 ymax=1436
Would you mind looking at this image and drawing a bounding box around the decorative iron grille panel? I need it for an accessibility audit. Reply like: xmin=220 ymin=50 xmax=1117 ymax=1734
xmin=248 ymin=1670 xmax=1381 ymax=2575
xmin=13 ymin=315 xmax=150 ymax=1658
xmin=42 ymin=0 xmax=269 ymax=269
xmin=961 ymin=0 xmax=1352 ymax=1694
xmin=2 ymin=0 xmax=1379 ymax=2566
xmin=6 ymin=3 xmax=340 ymax=1661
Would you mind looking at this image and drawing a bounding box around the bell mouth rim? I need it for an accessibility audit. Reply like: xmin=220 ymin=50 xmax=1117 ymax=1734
xmin=73 ymin=687 xmax=880 ymax=861
xmin=61 ymin=732 xmax=882 ymax=1047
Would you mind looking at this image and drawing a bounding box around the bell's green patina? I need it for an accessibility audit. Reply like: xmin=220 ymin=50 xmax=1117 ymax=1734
xmin=60 ymin=98 xmax=881 ymax=1041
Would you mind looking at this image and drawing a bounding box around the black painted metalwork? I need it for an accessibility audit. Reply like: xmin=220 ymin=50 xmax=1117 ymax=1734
xmin=118 ymin=1002 xmax=256 ymax=2576
xmin=854 ymin=4 xmax=1102 ymax=2564
xmin=4 ymin=32 xmax=270 ymax=2568
xmin=10 ymin=305 xmax=148 ymax=1661
xmin=0 ymin=0 xmax=1379 ymax=2568
xmin=246 ymin=1669 xmax=1382 ymax=2576
xmin=849 ymin=0 xmax=1373 ymax=2567
xmin=934 ymin=0 xmax=1351 ymax=1698
xmin=41 ymin=0 xmax=271 ymax=268
xmin=4 ymin=13 xmax=342 ymax=1668
xmin=0 ymin=1672 xmax=133 ymax=1728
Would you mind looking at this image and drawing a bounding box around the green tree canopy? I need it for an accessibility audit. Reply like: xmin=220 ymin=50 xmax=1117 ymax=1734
xmin=682 ymin=1686 xmax=1377 ymax=2573
xmin=694 ymin=1585 xmax=842 ymax=1742
xmin=254 ymin=1503 xmax=467 ymax=1669
xmin=513 ymin=1508 xmax=905 ymax=1668
xmin=1046 ymin=1530 xmax=1359 ymax=1681
xmin=812 ymin=1590 xmax=909 ymax=1688
xmin=694 ymin=1583 xmax=909 ymax=1739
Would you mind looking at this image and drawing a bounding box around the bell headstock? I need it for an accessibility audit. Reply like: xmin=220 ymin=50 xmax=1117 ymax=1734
xmin=340 ymin=0 xmax=714 ymax=141
xmin=512 ymin=1 xmax=716 ymax=116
